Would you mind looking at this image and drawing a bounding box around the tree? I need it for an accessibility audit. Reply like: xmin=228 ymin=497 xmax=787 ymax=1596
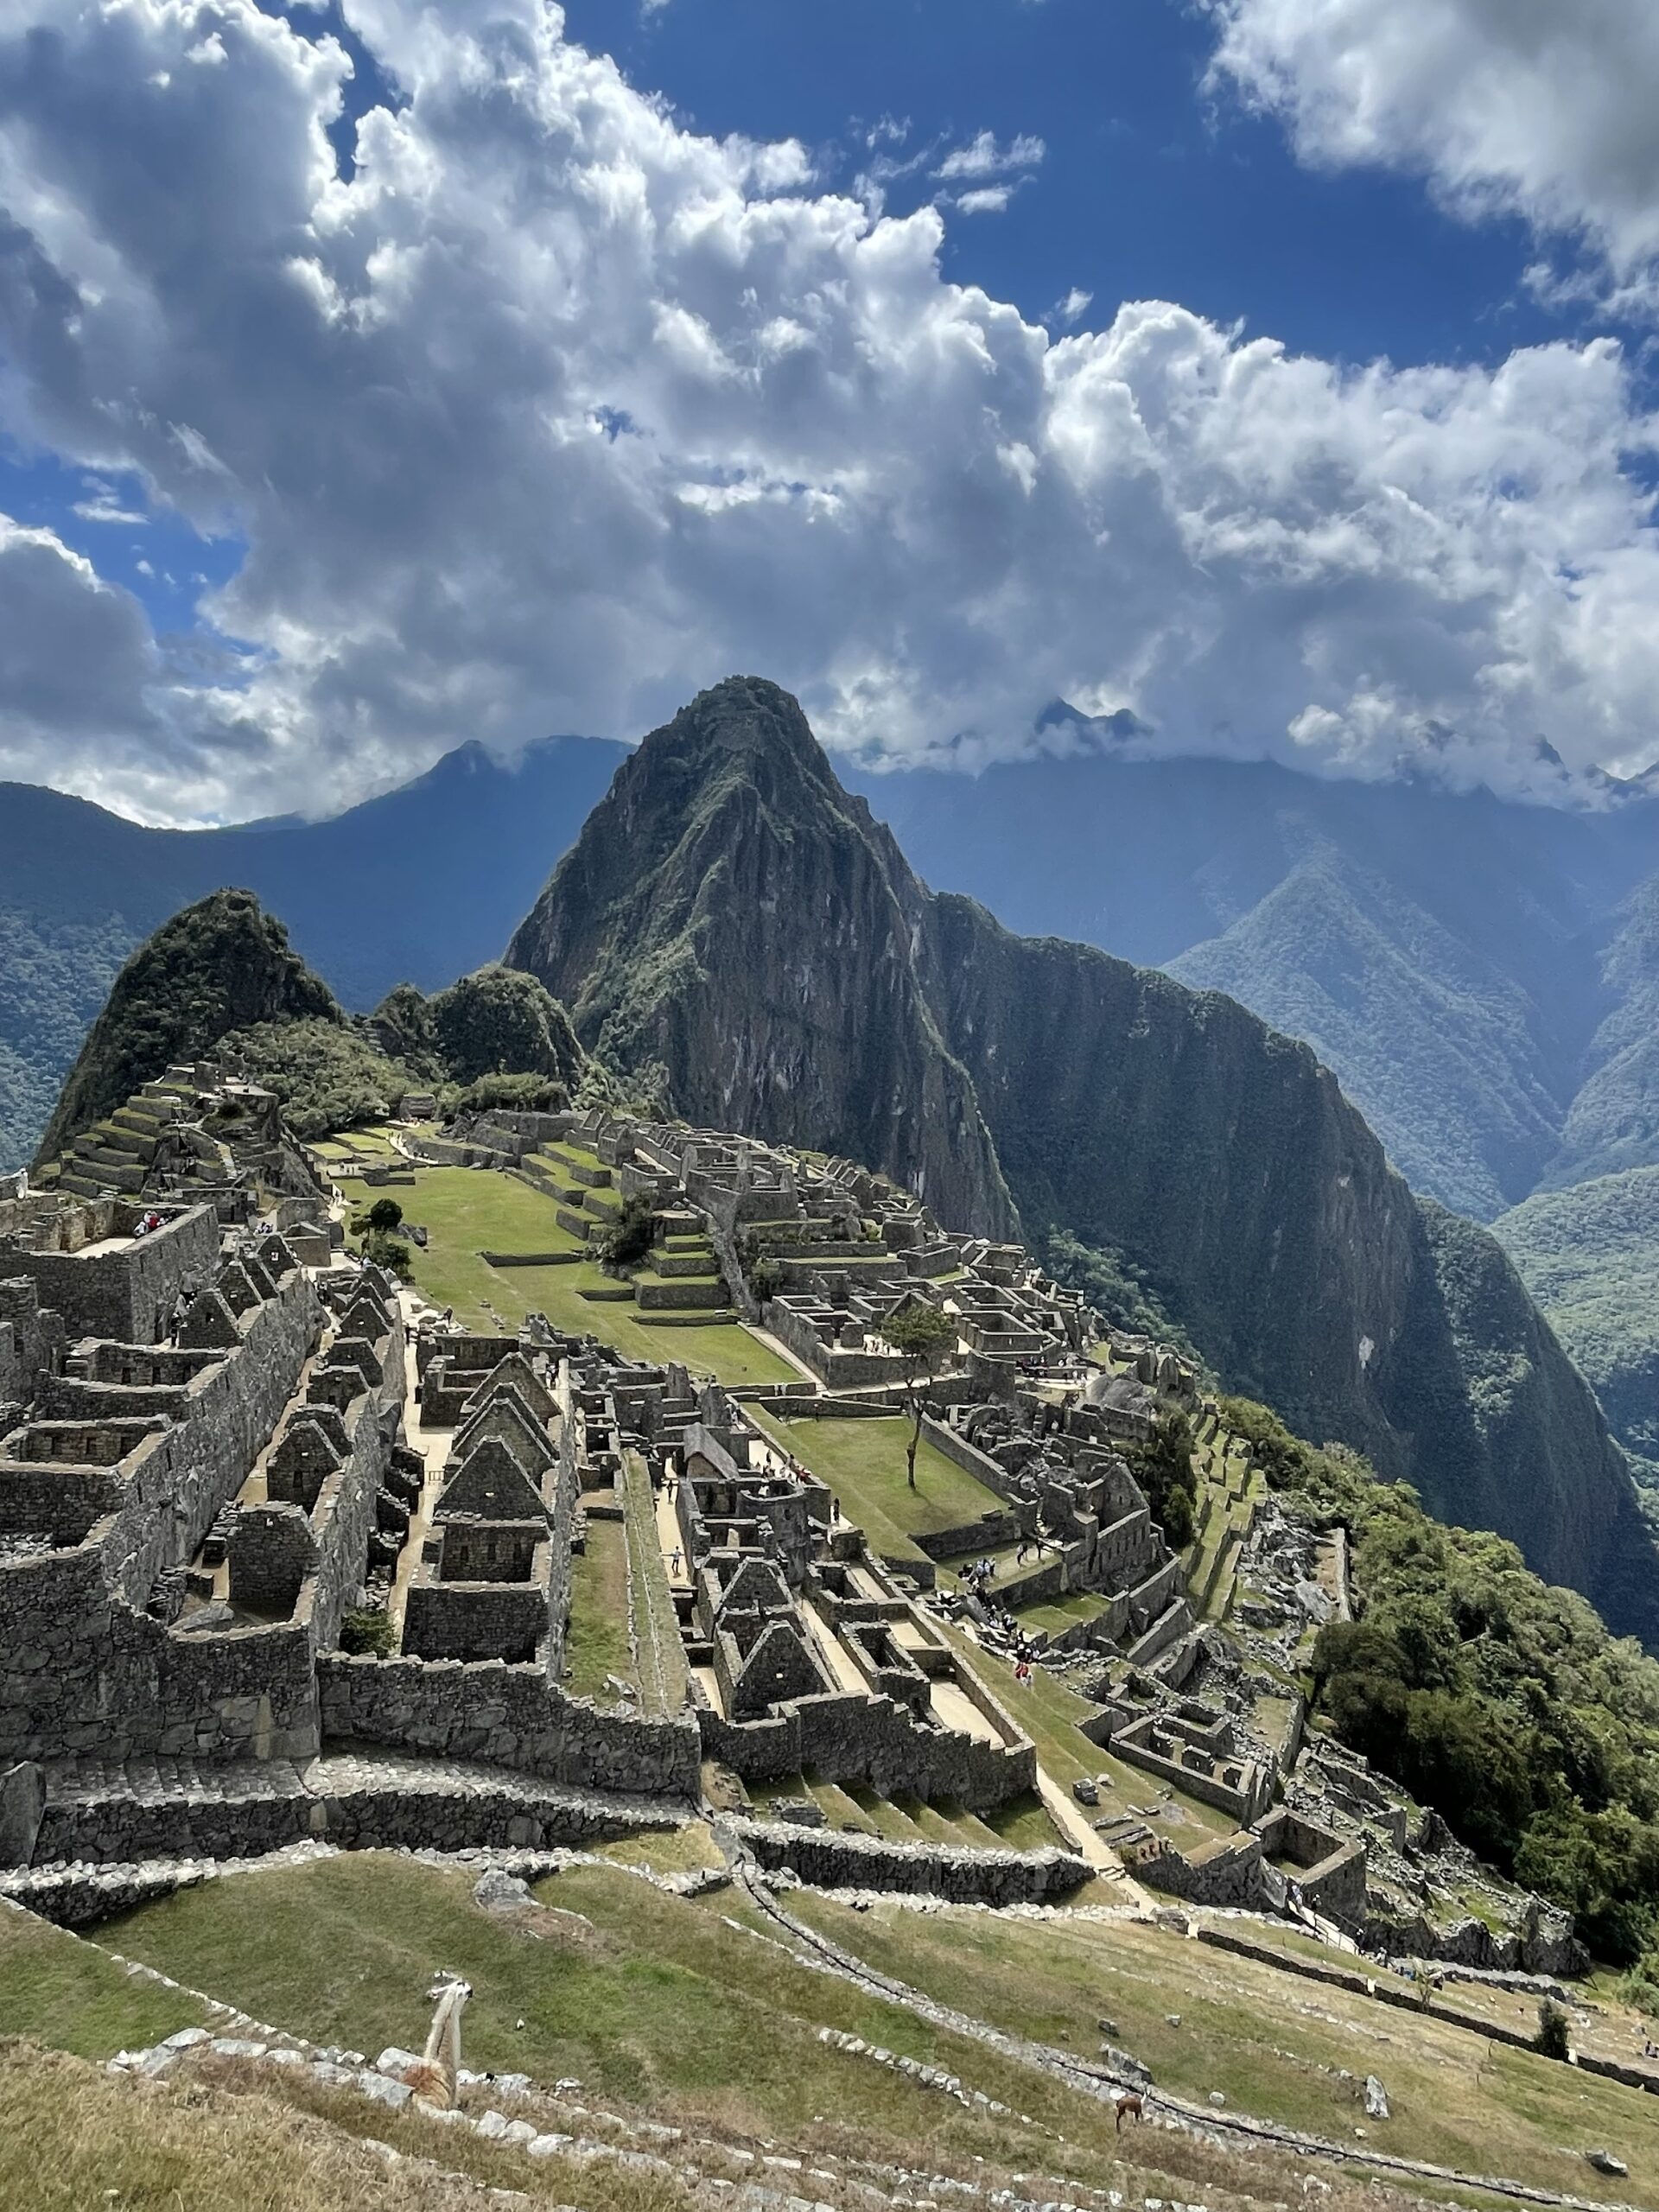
xmin=366 ymin=1197 xmax=404 ymax=1232
xmin=1535 ymin=1998 xmax=1571 ymax=2061
xmin=1133 ymin=1410 xmax=1198 ymax=1548
xmin=880 ymin=1300 xmax=957 ymax=1490
xmin=600 ymin=1193 xmax=657 ymax=1272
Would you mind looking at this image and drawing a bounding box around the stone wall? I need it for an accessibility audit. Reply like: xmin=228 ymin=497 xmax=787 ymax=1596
xmin=23 ymin=1769 xmax=678 ymax=1885
xmin=731 ymin=1817 xmax=1087 ymax=1904
xmin=404 ymin=1573 xmax=549 ymax=1663
xmin=1 ymin=1205 xmax=220 ymax=1344
xmin=0 ymin=1272 xmax=323 ymax=1767
xmin=698 ymin=1682 xmax=1035 ymax=1812
xmin=316 ymin=1652 xmax=702 ymax=1799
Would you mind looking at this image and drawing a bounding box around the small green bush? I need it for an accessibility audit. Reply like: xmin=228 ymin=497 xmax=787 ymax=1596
xmin=339 ymin=1606 xmax=394 ymax=1658
xmin=601 ymin=1194 xmax=657 ymax=1271
xmin=358 ymin=1228 xmax=412 ymax=1281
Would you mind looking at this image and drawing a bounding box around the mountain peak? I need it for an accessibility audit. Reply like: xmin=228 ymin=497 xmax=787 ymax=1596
xmin=35 ymin=888 xmax=341 ymax=1166
xmin=635 ymin=675 xmax=842 ymax=801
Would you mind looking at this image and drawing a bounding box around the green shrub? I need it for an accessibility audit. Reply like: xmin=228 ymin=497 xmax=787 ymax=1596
xmin=358 ymin=1229 xmax=412 ymax=1282
xmin=600 ymin=1193 xmax=657 ymax=1272
xmin=1129 ymin=1410 xmax=1198 ymax=1550
xmin=338 ymin=1606 xmax=394 ymax=1658
xmin=365 ymin=1197 xmax=404 ymax=1232
xmin=1234 ymin=1389 xmax=1659 ymax=1961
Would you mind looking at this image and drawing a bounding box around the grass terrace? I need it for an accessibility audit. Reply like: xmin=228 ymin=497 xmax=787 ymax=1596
xmin=563 ymin=1516 xmax=634 ymax=1703
xmin=788 ymin=1892 xmax=1659 ymax=2210
xmin=748 ymin=1411 xmax=1004 ymax=1562
xmin=0 ymin=1903 xmax=209 ymax=2059
xmin=96 ymin=1854 xmax=1125 ymax=2158
xmin=383 ymin=1167 xmax=797 ymax=1386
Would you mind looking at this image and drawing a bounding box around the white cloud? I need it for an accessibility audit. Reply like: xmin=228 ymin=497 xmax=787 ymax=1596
xmin=0 ymin=0 xmax=1657 ymax=822
xmin=1053 ymin=287 xmax=1093 ymax=326
xmin=73 ymin=476 xmax=149 ymax=524
xmin=954 ymin=186 xmax=1014 ymax=216
xmin=1204 ymin=0 xmax=1659 ymax=308
xmin=935 ymin=129 xmax=1046 ymax=181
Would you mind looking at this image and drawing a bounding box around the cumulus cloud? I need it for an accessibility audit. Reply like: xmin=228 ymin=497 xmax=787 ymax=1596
xmin=0 ymin=0 xmax=1658 ymax=821
xmin=1204 ymin=0 xmax=1659 ymax=308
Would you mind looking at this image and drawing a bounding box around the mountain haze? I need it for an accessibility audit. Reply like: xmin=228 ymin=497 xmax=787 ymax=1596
xmin=509 ymin=677 xmax=1659 ymax=1645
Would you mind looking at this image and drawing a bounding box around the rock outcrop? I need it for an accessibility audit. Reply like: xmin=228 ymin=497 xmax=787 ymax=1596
xmin=507 ymin=676 xmax=1659 ymax=1645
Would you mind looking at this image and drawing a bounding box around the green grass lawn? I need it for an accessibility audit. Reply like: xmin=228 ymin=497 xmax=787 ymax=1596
xmin=622 ymin=1452 xmax=690 ymax=1717
xmin=750 ymin=1413 xmax=1002 ymax=1561
xmin=0 ymin=1904 xmax=209 ymax=2059
xmin=789 ymin=1894 xmax=1659 ymax=2210
xmin=563 ymin=1518 xmax=634 ymax=1701
xmin=93 ymin=1855 xmax=1124 ymax=2161
xmin=385 ymin=1168 xmax=796 ymax=1387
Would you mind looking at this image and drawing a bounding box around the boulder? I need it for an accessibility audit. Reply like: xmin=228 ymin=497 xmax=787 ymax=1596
xmin=474 ymin=1868 xmax=534 ymax=1912
xmin=1585 ymin=2150 xmax=1629 ymax=2177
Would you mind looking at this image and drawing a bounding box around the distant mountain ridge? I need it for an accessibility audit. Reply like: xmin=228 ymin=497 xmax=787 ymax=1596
xmin=507 ymin=676 xmax=1659 ymax=1646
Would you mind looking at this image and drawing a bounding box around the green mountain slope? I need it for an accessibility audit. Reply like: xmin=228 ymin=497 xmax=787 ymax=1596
xmin=1168 ymin=849 xmax=1569 ymax=1218
xmin=1543 ymin=880 xmax=1659 ymax=1192
xmin=0 ymin=737 xmax=623 ymax=1170
xmin=38 ymin=897 xmax=587 ymax=1160
xmin=1496 ymin=1165 xmax=1659 ymax=1503
xmin=508 ymin=676 xmax=1659 ymax=1643
xmin=506 ymin=677 xmax=1018 ymax=1240
xmin=36 ymin=890 xmax=342 ymax=1164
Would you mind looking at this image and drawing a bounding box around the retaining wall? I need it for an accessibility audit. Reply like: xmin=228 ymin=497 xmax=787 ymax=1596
xmin=732 ymin=1817 xmax=1087 ymax=1905
xmin=317 ymin=1652 xmax=702 ymax=1799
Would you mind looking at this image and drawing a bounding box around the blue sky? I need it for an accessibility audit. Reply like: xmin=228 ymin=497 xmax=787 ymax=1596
xmin=2 ymin=0 xmax=1658 ymax=822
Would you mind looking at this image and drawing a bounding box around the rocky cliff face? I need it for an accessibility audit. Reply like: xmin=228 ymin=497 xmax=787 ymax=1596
xmin=507 ymin=677 xmax=1017 ymax=1239
xmin=507 ymin=677 xmax=1659 ymax=1644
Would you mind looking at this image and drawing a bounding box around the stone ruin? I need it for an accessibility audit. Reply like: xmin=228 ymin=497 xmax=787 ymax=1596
xmin=0 ymin=1087 xmax=1588 ymax=1984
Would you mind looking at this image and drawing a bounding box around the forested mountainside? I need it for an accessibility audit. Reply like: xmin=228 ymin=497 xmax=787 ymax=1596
xmin=508 ymin=677 xmax=1659 ymax=1645
xmin=37 ymin=891 xmax=583 ymax=1161
xmin=0 ymin=738 xmax=622 ymax=1170
xmin=1497 ymin=1165 xmax=1659 ymax=1504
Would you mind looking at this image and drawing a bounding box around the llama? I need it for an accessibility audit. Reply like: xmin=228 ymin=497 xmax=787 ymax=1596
xmin=1113 ymin=2090 xmax=1144 ymax=2133
xmin=402 ymin=1973 xmax=473 ymax=2110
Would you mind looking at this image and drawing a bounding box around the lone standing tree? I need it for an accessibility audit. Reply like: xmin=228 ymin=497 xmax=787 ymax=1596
xmin=881 ymin=1300 xmax=958 ymax=1490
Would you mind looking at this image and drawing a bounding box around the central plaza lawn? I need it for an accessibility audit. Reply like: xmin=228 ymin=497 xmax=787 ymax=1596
xmin=385 ymin=1166 xmax=797 ymax=1388
xmin=749 ymin=1410 xmax=1002 ymax=1560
